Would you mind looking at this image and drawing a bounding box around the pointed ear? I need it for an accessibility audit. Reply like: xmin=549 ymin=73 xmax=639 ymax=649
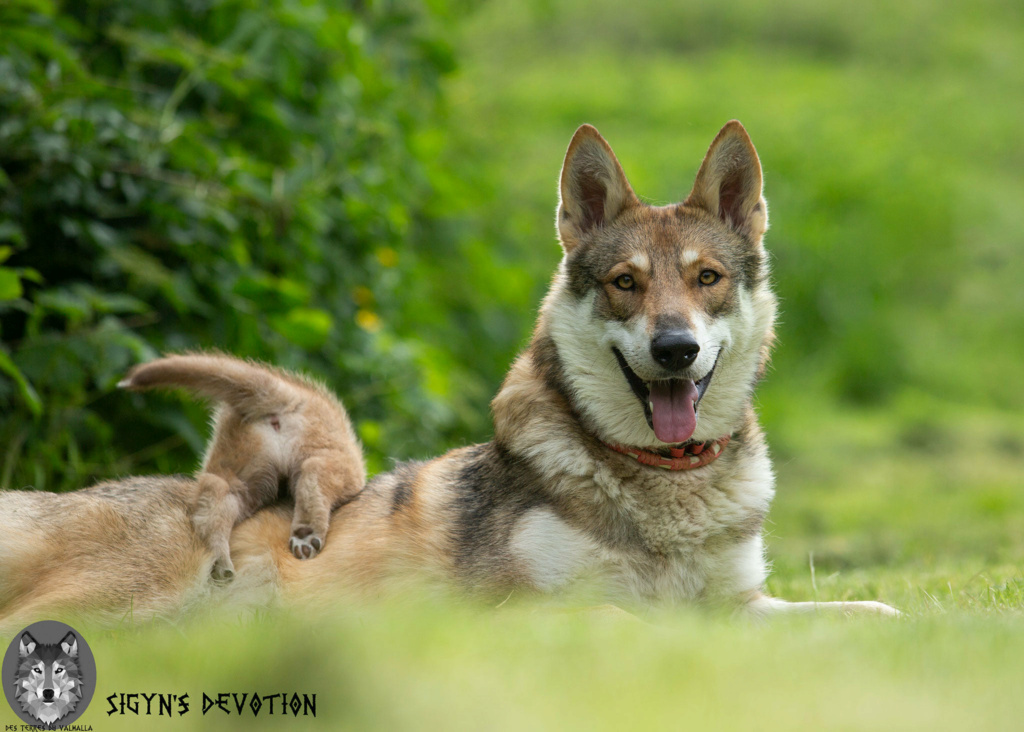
xmin=685 ymin=120 xmax=768 ymax=243
xmin=557 ymin=124 xmax=639 ymax=252
xmin=19 ymin=632 xmax=37 ymax=658
xmin=60 ymin=632 xmax=78 ymax=658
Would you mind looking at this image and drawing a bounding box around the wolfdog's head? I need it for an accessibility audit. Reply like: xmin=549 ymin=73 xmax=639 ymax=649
xmin=543 ymin=121 xmax=777 ymax=449
xmin=13 ymin=631 xmax=83 ymax=728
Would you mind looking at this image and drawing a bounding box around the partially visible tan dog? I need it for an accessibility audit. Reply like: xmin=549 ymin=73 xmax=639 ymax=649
xmin=120 ymin=353 xmax=364 ymax=581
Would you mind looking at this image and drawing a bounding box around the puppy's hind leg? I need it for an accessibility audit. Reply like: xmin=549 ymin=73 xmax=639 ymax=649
xmin=194 ymin=472 xmax=244 ymax=583
xmin=289 ymin=454 xmax=353 ymax=560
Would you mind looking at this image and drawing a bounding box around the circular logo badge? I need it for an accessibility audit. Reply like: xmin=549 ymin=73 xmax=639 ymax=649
xmin=4 ymin=621 xmax=96 ymax=729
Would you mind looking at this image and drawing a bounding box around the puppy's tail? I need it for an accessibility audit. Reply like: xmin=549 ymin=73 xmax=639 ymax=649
xmin=119 ymin=353 xmax=300 ymax=418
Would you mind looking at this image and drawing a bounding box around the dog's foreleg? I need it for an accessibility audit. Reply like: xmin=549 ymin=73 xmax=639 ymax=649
xmin=746 ymin=592 xmax=900 ymax=618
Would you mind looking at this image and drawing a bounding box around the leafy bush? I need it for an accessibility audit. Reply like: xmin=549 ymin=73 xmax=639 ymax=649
xmin=0 ymin=0 xmax=477 ymax=490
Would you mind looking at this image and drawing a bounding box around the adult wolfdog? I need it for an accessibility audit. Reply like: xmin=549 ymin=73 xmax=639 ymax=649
xmin=0 ymin=121 xmax=897 ymax=626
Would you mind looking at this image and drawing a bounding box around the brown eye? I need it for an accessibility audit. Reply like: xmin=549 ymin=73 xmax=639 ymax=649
xmin=698 ymin=270 xmax=720 ymax=286
xmin=613 ymin=274 xmax=635 ymax=290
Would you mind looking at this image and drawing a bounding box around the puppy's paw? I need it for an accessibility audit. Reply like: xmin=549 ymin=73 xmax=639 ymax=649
xmin=289 ymin=527 xmax=323 ymax=560
xmin=210 ymin=557 xmax=235 ymax=584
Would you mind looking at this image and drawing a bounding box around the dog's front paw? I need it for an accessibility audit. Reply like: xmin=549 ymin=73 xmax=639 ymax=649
xmin=289 ymin=527 xmax=323 ymax=560
xmin=844 ymin=600 xmax=902 ymax=617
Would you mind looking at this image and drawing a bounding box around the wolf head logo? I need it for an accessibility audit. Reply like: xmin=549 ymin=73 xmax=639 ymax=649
xmin=13 ymin=630 xmax=84 ymax=729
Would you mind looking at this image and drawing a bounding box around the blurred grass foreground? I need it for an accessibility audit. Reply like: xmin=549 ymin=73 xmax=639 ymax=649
xmin=1 ymin=0 xmax=1023 ymax=729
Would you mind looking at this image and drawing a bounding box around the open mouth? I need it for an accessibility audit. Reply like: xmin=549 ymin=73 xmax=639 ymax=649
xmin=612 ymin=347 xmax=720 ymax=444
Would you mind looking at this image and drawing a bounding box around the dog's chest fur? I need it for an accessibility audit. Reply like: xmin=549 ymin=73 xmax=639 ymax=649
xmin=520 ymin=437 xmax=771 ymax=601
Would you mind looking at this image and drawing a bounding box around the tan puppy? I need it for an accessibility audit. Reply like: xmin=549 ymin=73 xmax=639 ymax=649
xmin=120 ymin=353 xmax=365 ymax=581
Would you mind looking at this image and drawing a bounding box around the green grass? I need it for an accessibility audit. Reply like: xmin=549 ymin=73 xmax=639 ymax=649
xmin=78 ymin=582 xmax=1024 ymax=731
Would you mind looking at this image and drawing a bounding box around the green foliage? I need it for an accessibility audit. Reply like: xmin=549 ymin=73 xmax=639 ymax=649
xmin=0 ymin=0 xmax=472 ymax=489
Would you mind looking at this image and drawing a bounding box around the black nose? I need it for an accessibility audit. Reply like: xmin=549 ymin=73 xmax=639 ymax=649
xmin=43 ymin=689 xmax=54 ymax=701
xmin=650 ymin=330 xmax=700 ymax=371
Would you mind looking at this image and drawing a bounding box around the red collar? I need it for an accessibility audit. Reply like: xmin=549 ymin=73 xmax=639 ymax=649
xmin=604 ymin=435 xmax=731 ymax=470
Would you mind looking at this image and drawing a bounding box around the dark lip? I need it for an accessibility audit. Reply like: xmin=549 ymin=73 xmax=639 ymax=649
xmin=611 ymin=347 xmax=721 ymax=436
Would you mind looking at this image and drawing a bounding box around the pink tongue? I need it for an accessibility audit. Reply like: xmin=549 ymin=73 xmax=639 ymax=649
xmin=650 ymin=379 xmax=699 ymax=443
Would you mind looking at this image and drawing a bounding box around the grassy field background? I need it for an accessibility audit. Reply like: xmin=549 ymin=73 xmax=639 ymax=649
xmin=5 ymin=0 xmax=1024 ymax=729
